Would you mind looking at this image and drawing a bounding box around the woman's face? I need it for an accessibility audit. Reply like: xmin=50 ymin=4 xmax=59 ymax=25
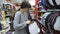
xmin=23 ymin=8 xmax=30 ymax=12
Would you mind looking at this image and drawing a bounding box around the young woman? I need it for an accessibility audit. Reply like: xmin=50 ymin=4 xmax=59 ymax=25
xmin=13 ymin=1 xmax=31 ymax=34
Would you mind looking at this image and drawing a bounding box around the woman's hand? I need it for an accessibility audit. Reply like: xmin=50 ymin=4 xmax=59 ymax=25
xmin=26 ymin=20 xmax=31 ymax=24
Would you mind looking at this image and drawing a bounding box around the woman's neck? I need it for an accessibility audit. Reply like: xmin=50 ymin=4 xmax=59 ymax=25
xmin=20 ymin=9 xmax=26 ymax=13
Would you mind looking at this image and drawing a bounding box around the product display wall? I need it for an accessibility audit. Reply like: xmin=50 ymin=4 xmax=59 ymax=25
xmin=41 ymin=0 xmax=60 ymax=9
xmin=0 ymin=11 xmax=10 ymax=34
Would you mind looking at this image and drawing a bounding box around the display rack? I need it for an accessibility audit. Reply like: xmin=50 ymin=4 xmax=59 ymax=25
xmin=46 ymin=9 xmax=60 ymax=11
xmin=0 ymin=11 xmax=10 ymax=34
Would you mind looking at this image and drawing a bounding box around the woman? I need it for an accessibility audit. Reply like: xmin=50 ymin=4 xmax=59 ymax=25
xmin=13 ymin=1 xmax=31 ymax=34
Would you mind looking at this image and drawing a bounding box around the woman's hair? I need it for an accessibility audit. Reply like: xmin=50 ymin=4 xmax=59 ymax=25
xmin=21 ymin=1 xmax=31 ymax=9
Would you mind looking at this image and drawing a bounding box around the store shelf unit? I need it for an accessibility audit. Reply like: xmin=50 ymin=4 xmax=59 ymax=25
xmin=46 ymin=9 xmax=60 ymax=11
xmin=0 ymin=21 xmax=10 ymax=34
xmin=0 ymin=11 xmax=10 ymax=34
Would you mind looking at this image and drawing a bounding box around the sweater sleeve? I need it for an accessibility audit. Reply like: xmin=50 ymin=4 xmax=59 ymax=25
xmin=13 ymin=12 xmax=27 ymax=30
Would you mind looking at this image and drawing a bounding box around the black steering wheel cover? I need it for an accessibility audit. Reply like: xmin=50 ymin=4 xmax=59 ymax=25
xmin=54 ymin=0 xmax=60 ymax=9
xmin=45 ymin=0 xmax=55 ymax=9
xmin=45 ymin=12 xmax=60 ymax=34
xmin=52 ymin=0 xmax=60 ymax=9
xmin=48 ymin=0 xmax=60 ymax=9
xmin=45 ymin=13 xmax=54 ymax=34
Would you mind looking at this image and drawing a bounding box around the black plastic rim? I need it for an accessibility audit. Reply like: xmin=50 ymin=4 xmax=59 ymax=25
xmin=46 ymin=0 xmax=56 ymax=9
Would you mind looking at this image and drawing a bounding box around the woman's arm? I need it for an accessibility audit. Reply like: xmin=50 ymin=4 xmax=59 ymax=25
xmin=13 ymin=12 xmax=27 ymax=30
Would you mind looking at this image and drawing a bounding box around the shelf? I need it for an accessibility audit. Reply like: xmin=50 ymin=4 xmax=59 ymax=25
xmin=39 ymin=9 xmax=46 ymax=12
xmin=5 ymin=14 xmax=12 ymax=17
xmin=38 ymin=11 xmax=46 ymax=12
xmin=5 ymin=25 xmax=10 ymax=33
xmin=46 ymin=9 xmax=60 ymax=11
xmin=0 ymin=23 xmax=10 ymax=34
xmin=0 ymin=30 xmax=5 ymax=34
xmin=0 ymin=26 xmax=10 ymax=34
xmin=0 ymin=20 xmax=10 ymax=34
xmin=39 ymin=6 xmax=43 ymax=8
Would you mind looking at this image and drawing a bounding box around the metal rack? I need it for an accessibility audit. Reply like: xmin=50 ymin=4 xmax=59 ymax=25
xmin=0 ymin=11 xmax=10 ymax=34
xmin=46 ymin=9 xmax=60 ymax=11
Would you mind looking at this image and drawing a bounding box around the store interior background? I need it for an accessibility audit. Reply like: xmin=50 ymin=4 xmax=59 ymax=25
xmin=0 ymin=0 xmax=40 ymax=34
xmin=0 ymin=0 xmax=60 ymax=34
